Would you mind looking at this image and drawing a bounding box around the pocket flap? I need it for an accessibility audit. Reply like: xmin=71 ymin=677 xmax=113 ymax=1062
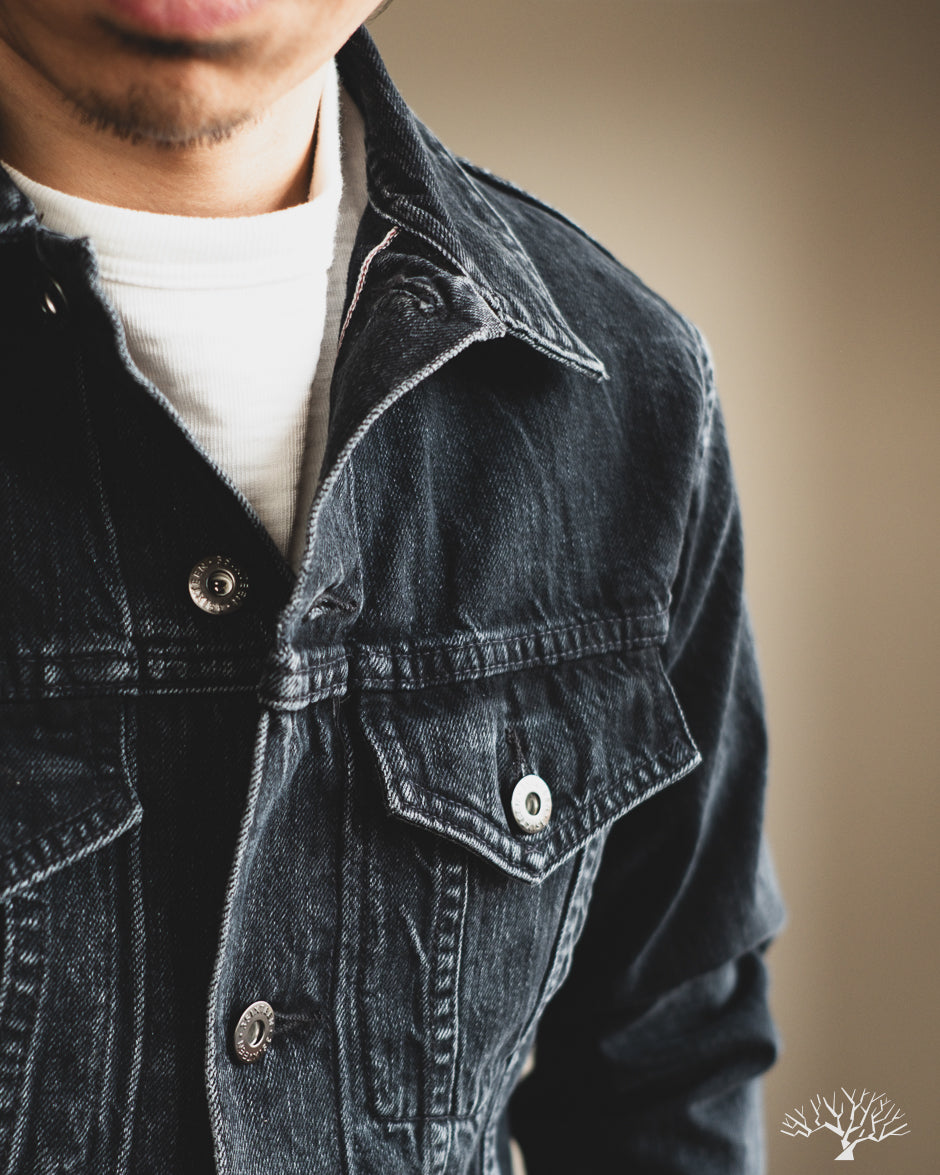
xmin=353 ymin=648 xmax=701 ymax=883
xmin=0 ymin=700 xmax=142 ymax=899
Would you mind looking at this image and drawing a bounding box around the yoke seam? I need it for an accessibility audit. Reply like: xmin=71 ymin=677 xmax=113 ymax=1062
xmin=350 ymin=634 xmax=662 ymax=692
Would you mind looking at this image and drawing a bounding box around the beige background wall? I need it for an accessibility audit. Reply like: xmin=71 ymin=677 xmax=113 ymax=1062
xmin=369 ymin=2 xmax=938 ymax=1170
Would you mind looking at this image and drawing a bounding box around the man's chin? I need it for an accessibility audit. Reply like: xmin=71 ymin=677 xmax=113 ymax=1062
xmin=68 ymin=85 xmax=253 ymax=148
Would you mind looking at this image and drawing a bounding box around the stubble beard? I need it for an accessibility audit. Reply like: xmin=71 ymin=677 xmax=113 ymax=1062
xmin=64 ymin=23 xmax=259 ymax=149
xmin=68 ymin=82 xmax=254 ymax=148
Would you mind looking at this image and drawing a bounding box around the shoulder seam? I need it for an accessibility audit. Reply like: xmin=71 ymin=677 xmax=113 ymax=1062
xmin=686 ymin=322 xmax=718 ymax=473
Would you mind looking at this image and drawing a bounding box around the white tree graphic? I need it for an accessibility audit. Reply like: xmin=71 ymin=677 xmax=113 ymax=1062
xmin=781 ymin=1088 xmax=911 ymax=1160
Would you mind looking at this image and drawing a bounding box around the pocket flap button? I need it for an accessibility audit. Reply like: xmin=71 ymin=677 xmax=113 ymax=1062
xmin=510 ymin=774 xmax=552 ymax=834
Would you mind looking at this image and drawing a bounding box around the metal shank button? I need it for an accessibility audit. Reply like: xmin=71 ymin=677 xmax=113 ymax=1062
xmin=510 ymin=774 xmax=553 ymax=834
xmin=233 ymin=1000 xmax=274 ymax=1063
xmin=40 ymin=277 xmax=68 ymax=318
xmin=188 ymin=555 xmax=248 ymax=615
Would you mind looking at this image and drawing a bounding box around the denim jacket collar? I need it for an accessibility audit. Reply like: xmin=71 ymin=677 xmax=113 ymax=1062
xmin=337 ymin=28 xmax=607 ymax=381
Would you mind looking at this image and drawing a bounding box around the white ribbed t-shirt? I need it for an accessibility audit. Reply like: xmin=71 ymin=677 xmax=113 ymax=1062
xmin=6 ymin=62 xmax=369 ymax=569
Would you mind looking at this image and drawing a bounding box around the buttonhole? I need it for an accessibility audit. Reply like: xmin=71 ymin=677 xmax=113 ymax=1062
xmin=381 ymin=278 xmax=442 ymax=316
xmin=302 ymin=589 xmax=359 ymax=623
xmin=275 ymin=1009 xmax=324 ymax=1037
xmin=505 ymin=727 xmax=531 ymax=777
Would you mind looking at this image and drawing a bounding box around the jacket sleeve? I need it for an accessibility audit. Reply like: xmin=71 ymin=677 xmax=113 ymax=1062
xmin=509 ymin=340 xmax=786 ymax=1173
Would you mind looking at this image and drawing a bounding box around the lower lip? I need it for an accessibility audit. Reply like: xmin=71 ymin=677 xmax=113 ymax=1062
xmin=106 ymin=0 xmax=271 ymax=37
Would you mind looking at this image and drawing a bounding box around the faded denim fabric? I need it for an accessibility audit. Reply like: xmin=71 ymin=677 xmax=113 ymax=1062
xmin=0 ymin=26 xmax=784 ymax=1175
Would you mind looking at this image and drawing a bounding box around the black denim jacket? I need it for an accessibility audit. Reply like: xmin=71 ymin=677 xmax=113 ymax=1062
xmin=0 ymin=27 xmax=784 ymax=1175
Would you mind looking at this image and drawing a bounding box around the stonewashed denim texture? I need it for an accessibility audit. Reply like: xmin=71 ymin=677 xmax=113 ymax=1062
xmin=0 ymin=26 xmax=784 ymax=1175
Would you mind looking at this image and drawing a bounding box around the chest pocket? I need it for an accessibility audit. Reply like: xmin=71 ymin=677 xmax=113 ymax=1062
xmin=346 ymin=646 xmax=700 ymax=1123
xmin=0 ymin=700 xmax=141 ymax=904
xmin=0 ymin=699 xmax=141 ymax=1164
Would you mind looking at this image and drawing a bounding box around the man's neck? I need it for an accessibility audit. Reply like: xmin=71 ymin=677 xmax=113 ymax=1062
xmin=0 ymin=41 xmax=328 ymax=217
